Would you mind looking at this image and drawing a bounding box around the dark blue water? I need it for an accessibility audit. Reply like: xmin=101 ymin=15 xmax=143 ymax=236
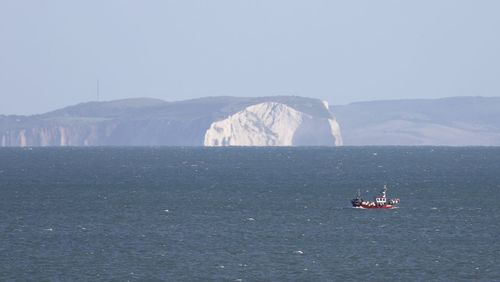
xmin=0 ymin=147 xmax=499 ymax=281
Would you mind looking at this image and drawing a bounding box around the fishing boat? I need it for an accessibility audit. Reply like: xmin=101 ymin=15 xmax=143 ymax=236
xmin=351 ymin=185 xmax=400 ymax=209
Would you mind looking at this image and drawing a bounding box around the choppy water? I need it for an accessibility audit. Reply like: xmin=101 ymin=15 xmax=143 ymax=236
xmin=0 ymin=147 xmax=499 ymax=281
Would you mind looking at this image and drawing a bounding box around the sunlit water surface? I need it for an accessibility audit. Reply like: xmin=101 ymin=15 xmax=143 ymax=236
xmin=0 ymin=147 xmax=499 ymax=281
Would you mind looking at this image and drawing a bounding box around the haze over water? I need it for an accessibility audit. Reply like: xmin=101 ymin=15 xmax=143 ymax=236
xmin=0 ymin=147 xmax=499 ymax=280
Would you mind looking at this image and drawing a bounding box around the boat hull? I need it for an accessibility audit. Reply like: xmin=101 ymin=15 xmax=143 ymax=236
xmin=352 ymin=203 xmax=397 ymax=209
xmin=357 ymin=204 xmax=394 ymax=209
xmin=350 ymin=185 xmax=399 ymax=209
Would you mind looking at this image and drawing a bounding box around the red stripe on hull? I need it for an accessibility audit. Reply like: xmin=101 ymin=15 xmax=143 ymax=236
xmin=360 ymin=204 xmax=394 ymax=209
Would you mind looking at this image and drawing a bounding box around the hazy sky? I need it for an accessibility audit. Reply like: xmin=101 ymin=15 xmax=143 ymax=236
xmin=1 ymin=0 xmax=499 ymax=114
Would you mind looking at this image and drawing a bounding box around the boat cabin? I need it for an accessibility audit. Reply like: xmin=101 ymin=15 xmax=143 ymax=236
xmin=375 ymin=197 xmax=386 ymax=204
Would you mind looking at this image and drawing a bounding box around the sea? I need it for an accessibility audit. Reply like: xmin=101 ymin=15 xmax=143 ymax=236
xmin=0 ymin=147 xmax=499 ymax=281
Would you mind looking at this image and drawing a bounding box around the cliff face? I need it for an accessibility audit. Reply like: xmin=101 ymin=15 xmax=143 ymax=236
xmin=204 ymin=102 xmax=341 ymax=146
xmin=1 ymin=126 xmax=100 ymax=147
xmin=0 ymin=96 xmax=343 ymax=147
xmin=5 ymin=96 xmax=500 ymax=147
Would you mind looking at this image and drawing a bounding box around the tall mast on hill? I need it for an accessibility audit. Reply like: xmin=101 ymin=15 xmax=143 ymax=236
xmin=96 ymin=79 xmax=100 ymax=101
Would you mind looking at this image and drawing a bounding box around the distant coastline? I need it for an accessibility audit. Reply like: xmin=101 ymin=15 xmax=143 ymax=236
xmin=1 ymin=96 xmax=500 ymax=147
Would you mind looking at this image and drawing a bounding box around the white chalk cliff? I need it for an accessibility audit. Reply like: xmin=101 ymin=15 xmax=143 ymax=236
xmin=0 ymin=96 xmax=343 ymax=147
xmin=3 ymin=96 xmax=500 ymax=147
xmin=204 ymin=102 xmax=342 ymax=146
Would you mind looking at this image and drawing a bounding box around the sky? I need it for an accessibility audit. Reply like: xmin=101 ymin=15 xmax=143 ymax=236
xmin=1 ymin=0 xmax=500 ymax=115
